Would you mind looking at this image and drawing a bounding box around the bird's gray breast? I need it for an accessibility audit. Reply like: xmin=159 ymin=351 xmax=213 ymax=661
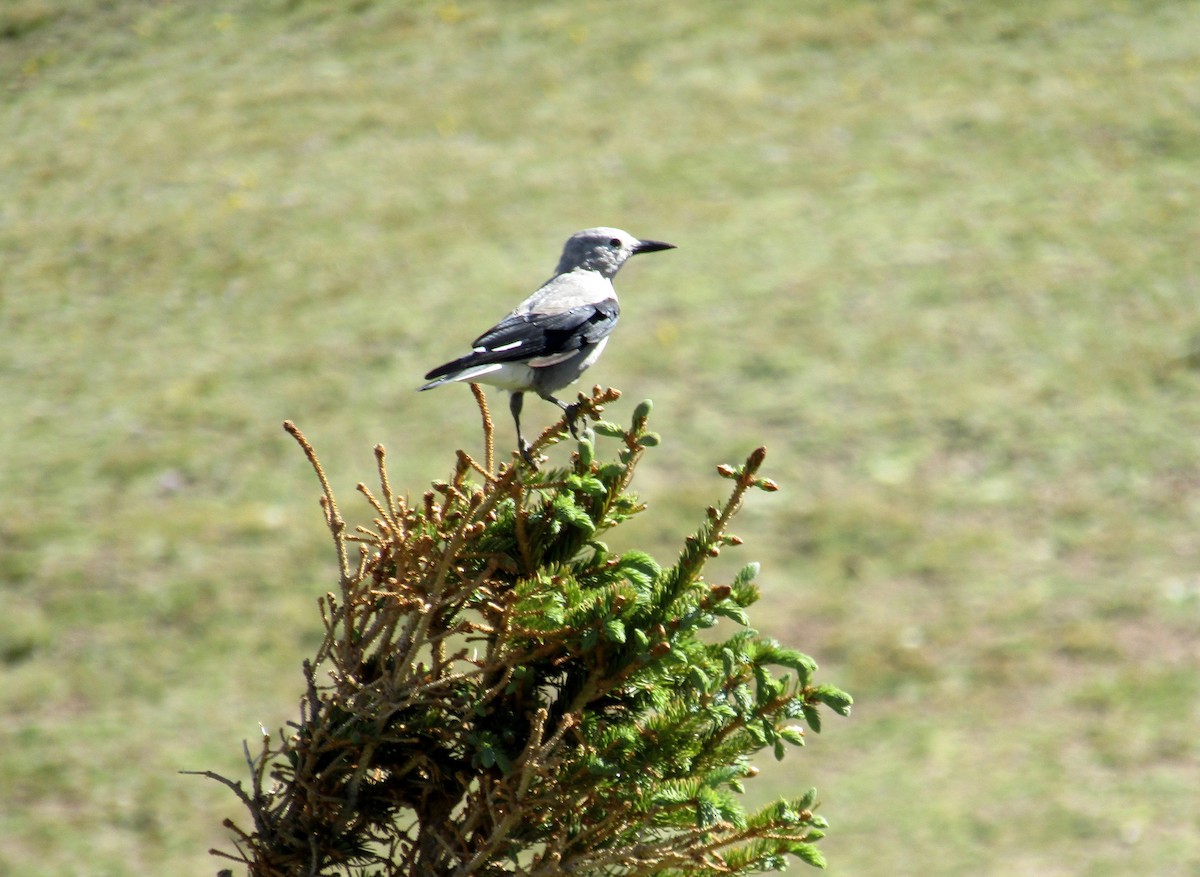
xmin=529 ymin=336 xmax=610 ymax=396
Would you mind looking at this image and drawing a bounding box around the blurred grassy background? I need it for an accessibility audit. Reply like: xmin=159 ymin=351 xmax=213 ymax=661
xmin=2 ymin=1 xmax=1199 ymax=874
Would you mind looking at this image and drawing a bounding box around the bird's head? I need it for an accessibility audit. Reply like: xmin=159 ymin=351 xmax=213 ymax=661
xmin=556 ymin=227 xmax=676 ymax=278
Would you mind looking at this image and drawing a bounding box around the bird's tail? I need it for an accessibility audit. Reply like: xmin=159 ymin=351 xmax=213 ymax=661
xmin=418 ymin=359 xmax=503 ymax=391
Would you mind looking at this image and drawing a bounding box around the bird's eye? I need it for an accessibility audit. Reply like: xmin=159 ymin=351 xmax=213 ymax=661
xmin=609 ymin=238 xmax=622 ymax=248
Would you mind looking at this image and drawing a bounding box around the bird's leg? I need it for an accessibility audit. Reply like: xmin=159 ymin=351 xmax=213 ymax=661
xmin=540 ymin=393 xmax=580 ymax=439
xmin=510 ymin=392 xmax=535 ymax=464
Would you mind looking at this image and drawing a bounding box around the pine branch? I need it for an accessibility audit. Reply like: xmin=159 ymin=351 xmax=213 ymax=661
xmin=205 ymin=387 xmax=849 ymax=876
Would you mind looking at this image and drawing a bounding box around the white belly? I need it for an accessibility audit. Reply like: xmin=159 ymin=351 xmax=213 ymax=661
xmin=462 ymin=361 xmax=537 ymax=392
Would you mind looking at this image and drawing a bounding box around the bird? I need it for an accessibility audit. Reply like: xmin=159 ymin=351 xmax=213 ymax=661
xmin=420 ymin=227 xmax=676 ymax=462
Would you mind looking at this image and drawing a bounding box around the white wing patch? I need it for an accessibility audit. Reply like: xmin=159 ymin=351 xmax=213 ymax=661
xmin=491 ymin=340 xmax=523 ymax=352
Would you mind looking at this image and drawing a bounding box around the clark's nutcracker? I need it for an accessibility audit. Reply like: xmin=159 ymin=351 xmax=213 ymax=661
xmin=420 ymin=227 xmax=675 ymax=460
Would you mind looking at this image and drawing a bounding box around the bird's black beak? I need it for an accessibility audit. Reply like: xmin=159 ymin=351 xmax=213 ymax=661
xmin=632 ymin=239 xmax=677 ymax=255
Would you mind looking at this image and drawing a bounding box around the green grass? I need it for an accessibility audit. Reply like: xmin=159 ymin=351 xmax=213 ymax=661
xmin=3 ymin=1 xmax=1199 ymax=874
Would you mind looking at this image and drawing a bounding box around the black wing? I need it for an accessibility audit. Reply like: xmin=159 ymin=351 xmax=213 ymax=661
xmin=474 ymin=300 xmax=618 ymax=357
xmin=424 ymin=299 xmax=619 ymax=381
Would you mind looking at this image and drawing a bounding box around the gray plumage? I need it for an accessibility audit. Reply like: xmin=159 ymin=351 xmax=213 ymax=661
xmin=420 ymin=227 xmax=675 ymax=460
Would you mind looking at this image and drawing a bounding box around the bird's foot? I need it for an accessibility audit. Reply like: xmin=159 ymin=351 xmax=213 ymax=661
xmin=563 ymin=404 xmax=581 ymax=439
xmin=518 ymin=439 xmax=539 ymax=468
